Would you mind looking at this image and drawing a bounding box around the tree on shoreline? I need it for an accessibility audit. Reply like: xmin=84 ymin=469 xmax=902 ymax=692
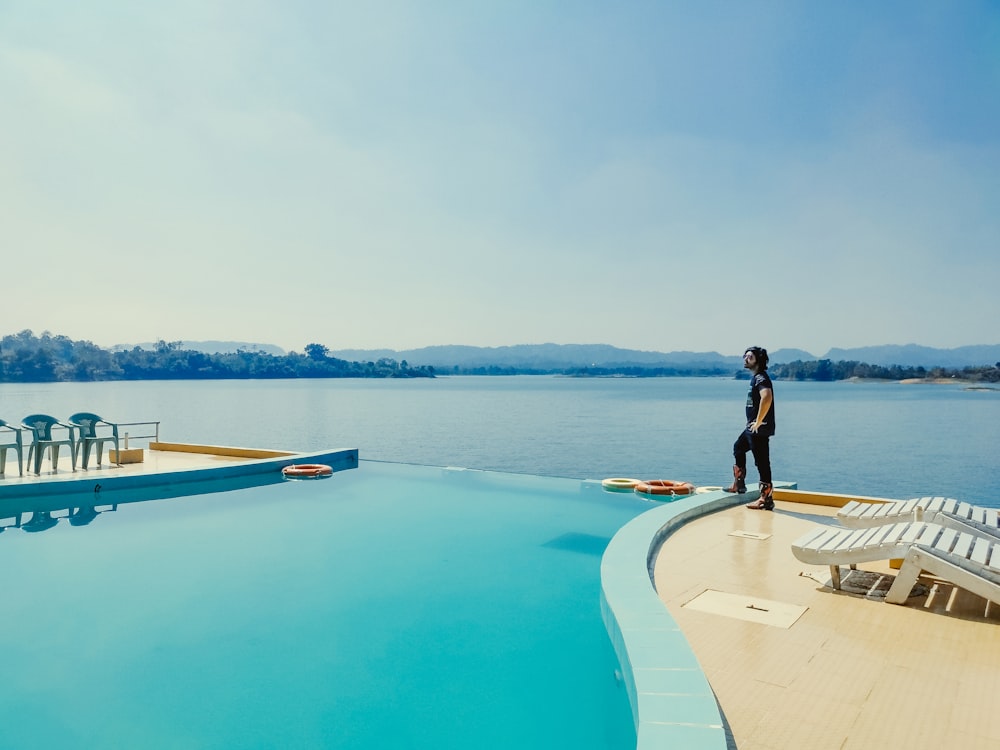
xmin=0 ymin=331 xmax=435 ymax=382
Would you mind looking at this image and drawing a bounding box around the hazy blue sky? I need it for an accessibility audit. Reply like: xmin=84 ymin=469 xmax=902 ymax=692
xmin=3 ymin=2 xmax=997 ymax=356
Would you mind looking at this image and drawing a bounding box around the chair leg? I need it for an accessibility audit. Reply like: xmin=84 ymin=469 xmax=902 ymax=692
xmin=82 ymin=440 xmax=101 ymax=468
xmin=0 ymin=447 xmax=21 ymax=477
xmin=29 ymin=444 xmax=43 ymax=475
xmin=829 ymin=564 xmax=842 ymax=590
xmin=886 ymin=549 xmax=925 ymax=605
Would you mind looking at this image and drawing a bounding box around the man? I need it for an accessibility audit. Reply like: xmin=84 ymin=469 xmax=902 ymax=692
xmin=725 ymin=346 xmax=776 ymax=510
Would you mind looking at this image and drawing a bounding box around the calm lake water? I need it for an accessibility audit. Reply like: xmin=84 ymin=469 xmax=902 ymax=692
xmin=1 ymin=375 xmax=997 ymax=506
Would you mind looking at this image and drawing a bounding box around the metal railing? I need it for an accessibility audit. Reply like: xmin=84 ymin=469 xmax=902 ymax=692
xmin=115 ymin=421 xmax=160 ymax=450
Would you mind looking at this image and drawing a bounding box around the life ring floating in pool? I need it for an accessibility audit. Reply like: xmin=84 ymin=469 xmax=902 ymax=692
xmin=282 ymin=463 xmax=333 ymax=479
xmin=634 ymin=479 xmax=695 ymax=497
xmin=601 ymin=477 xmax=642 ymax=492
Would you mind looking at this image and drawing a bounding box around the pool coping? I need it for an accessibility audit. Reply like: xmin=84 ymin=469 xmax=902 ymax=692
xmin=0 ymin=445 xmax=358 ymax=514
xmin=600 ymin=482 xmax=796 ymax=749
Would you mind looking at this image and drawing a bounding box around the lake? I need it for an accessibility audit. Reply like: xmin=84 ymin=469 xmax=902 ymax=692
xmin=1 ymin=375 xmax=996 ymax=506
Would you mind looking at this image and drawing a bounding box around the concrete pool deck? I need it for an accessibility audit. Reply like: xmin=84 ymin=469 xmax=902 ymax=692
xmin=602 ymin=486 xmax=1000 ymax=749
xmin=654 ymin=496 xmax=1000 ymax=750
xmin=0 ymin=442 xmax=358 ymax=513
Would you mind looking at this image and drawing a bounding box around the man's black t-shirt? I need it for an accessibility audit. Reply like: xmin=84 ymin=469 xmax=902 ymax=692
xmin=745 ymin=372 xmax=776 ymax=436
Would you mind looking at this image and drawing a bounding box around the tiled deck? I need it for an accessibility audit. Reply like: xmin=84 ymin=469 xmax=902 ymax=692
xmin=652 ymin=499 xmax=1000 ymax=750
xmin=1 ymin=443 xmax=256 ymax=486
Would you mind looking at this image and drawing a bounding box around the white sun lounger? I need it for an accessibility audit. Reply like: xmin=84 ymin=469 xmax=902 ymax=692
xmin=837 ymin=496 xmax=1000 ymax=534
xmin=791 ymin=520 xmax=1000 ymax=605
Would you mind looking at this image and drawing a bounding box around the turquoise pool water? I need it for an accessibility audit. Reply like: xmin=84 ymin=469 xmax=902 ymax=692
xmin=0 ymin=461 xmax=648 ymax=749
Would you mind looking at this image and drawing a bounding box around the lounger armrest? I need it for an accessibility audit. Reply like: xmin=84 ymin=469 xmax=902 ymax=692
xmin=938 ymin=514 xmax=1000 ymax=541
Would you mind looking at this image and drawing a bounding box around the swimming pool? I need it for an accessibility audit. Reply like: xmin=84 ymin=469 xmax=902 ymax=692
xmin=0 ymin=460 xmax=648 ymax=748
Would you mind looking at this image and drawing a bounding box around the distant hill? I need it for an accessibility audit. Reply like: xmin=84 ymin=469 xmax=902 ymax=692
xmin=330 ymin=343 xmax=1000 ymax=371
xmin=821 ymin=344 xmax=1000 ymax=368
xmin=112 ymin=340 xmax=287 ymax=356
xmin=330 ymin=344 xmax=742 ymax=370
xmin=771 ymin=348 xmax=816 ymax=363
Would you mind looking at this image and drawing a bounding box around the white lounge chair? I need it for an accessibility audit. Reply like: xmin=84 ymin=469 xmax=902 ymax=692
xmin=791 ymin=520 xmax=1000 ymax=605
xmin=837 ymin=496 xmax=1000 ymax=534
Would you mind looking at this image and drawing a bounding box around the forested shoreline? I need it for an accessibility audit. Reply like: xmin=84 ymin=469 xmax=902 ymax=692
xmin=2 ymin=331 xmax=998 ymax=384
xmin=770 ymin=359 xmax=1000 ymax=383
xmin=0 ymin=331 xmax=434 ymax=382
xmin=559 ymin=361 xmax=1000 ymax=383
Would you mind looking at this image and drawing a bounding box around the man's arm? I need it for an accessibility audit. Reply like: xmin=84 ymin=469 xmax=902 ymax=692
xmin=750 ymin=387 xmax=772 ymax=433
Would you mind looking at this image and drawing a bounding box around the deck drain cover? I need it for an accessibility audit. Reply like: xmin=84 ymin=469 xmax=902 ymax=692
xmin=729 ymin=530 xmax=772 ymax=540
xmin=682 ymin=589 xmax=807 ymax=628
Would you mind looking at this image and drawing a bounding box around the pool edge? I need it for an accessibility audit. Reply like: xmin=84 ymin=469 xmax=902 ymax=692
xmin=0 ymin=447 xmax=359 ymax=511
xmin=599 ymin=483 xmax=796 ymax=749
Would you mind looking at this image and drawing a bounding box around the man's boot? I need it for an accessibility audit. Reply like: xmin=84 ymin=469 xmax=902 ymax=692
xmin=746 ymin=482 xmax=774 ymax=511
xmin=724 ymin=465 xmax=746 ymax=494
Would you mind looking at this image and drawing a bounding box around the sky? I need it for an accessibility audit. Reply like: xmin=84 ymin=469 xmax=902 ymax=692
xmin=2 ymin=2 xmax=998 ymax=357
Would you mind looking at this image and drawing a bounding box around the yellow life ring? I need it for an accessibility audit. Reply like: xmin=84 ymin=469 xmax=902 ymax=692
xmin=601 ymin=477 xmax=642 ymax=492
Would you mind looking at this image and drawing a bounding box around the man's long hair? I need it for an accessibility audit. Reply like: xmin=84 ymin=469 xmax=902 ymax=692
xmin=745 ymin=346 xmax=769 ymax=370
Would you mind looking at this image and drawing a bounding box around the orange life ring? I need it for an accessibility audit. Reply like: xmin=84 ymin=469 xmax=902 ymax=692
xmin=282 ymin=463 xmax=334 ymax=479
xmin=634 ymin=479 xmax=695 ymax=496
